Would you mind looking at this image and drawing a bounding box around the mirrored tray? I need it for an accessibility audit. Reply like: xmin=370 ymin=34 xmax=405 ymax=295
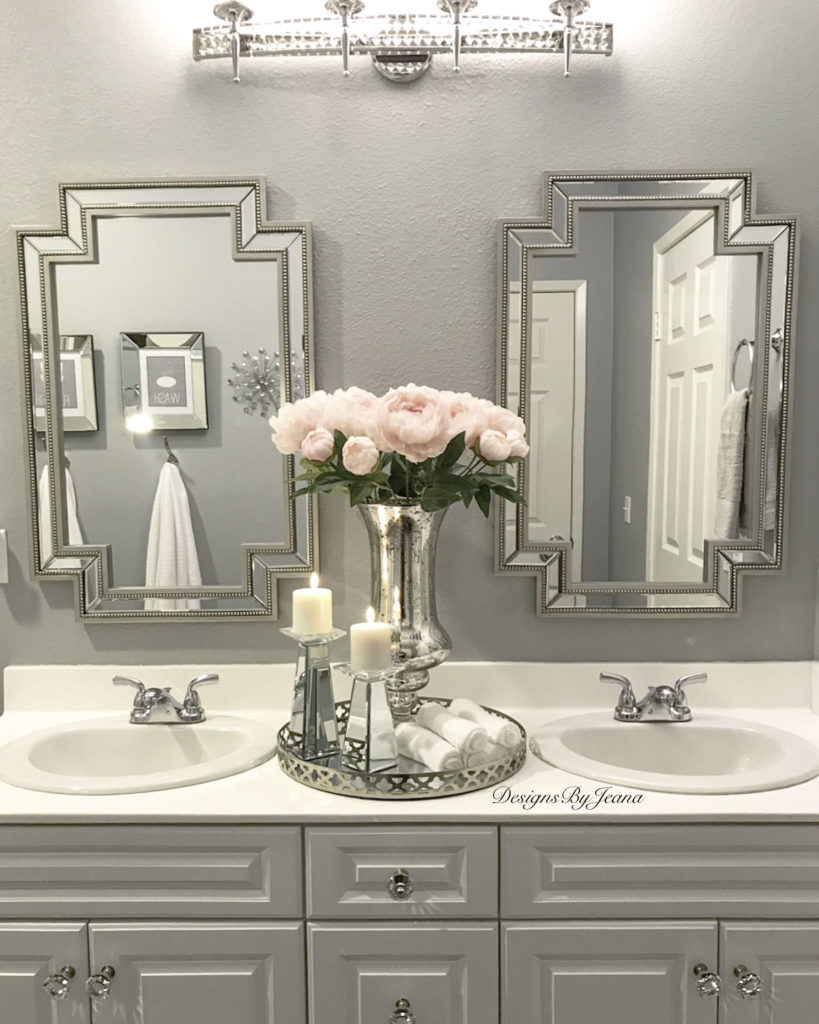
xmin=276 ymin=697 xmax=527 ymax=800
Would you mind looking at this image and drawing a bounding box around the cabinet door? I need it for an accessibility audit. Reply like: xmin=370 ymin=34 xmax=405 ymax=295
xmin=308 ymin=922 xmax=498 ymax=1024
xmin=0 ymin=921 xmax=89 ymax=1024
xmin=88 ymin=921 xmax=304 ymax=1024
xmin=720 ymin=922 xmax=819 ymax=1024
xmin=503 ymin=921 xmax=718 ymax=1024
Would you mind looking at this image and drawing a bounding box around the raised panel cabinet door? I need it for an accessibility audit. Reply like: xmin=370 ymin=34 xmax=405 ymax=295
xmin=0 ymin=921 xmax=89 ymax=1024
xmin=720 ymin=922 xmax=819 ymax=1024
xmin=502 ymin=921 xmax=718 ymax=1024
xmin=87 ymin=921 xmax=305 ymax=1024
xmin=308 ymin=922 xmax=498 ymax=1024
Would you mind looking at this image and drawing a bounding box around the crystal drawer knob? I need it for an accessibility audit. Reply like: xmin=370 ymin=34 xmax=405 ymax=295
xmin=387 ymin=869 xmax=414 ymax=900
xmin=389 ymin=997 xmax=417 ymax=1023
xmin=693 ymin=963 xmax=721 ymax=997
xmin=85 ymin=965 xmax=116 ymax=999
xmin=42 ymin=965 xmax=75 ymax=999
xmin=734 ymin=965 xmax=762 ymax=998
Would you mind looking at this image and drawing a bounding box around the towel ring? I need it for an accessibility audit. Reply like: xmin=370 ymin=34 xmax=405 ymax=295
xmin=730 ymin=338 xmax=754 ymax=393
xmin=163 ymin=436 xmax=179 ymax=465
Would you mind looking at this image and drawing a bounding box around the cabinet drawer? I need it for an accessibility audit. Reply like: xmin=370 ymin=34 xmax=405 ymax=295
xmin=0 ymin=825 xmax=302 ymax=918
xmin=308 ymin=922 xmax=498 ymax=1024
xmin=501 ymin=824 xmax=819 ymax=918
xmin=306 ymin=826 xmax=498 ymax=917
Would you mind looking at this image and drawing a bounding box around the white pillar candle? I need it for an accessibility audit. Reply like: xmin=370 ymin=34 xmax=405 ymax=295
xmin=292 ymin=573 xmax=333 ymax=635
xmin=350 ymin=607 xmax=393 ymax=673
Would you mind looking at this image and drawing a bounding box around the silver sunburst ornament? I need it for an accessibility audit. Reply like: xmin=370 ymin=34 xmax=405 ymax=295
xmin=227 ymin=348 xmax=282 ymax=417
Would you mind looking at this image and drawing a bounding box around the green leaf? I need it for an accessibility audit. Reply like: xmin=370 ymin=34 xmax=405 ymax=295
xmin=437 ymin=431 xmax=467 ymax=471
xmin=475 ymin=485 xmax=493 ymax=518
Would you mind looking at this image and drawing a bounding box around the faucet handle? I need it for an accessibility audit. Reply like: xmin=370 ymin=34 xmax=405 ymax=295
xmin=600 ymin=672 xmax=640 ymax=721
xmin=180 ymin=673 xmax=219 ymax=722
xmin=673 ymin=672 xmax=707 ymax=703
xmin=113 ymin=675 xmax=147 ymax=707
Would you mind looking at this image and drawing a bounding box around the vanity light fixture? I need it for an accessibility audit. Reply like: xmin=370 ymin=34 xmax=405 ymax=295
xmin=193 ymin=0 xmax=613 ymax=83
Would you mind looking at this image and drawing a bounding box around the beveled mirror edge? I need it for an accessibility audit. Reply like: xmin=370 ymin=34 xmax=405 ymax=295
xmin=494 ymin=169 xmax=799 ymax=616
xmin=16 ymin=177 xmax=318 ymax=622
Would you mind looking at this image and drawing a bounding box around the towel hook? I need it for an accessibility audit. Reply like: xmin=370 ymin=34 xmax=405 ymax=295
xmin=730 ymin=338 xmax=754 ymax=394
xmin=771 ymin=327 xmax=784 ymax=354
xmin=36 ymin=432 xmax=70 ymax=468
xmin=163 ymin=436 xmax=179 ymax=465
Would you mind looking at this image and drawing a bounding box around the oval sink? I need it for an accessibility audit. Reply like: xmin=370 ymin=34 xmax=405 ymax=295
xmin=0 ymin=715 xmax=278 ymax=795
xmin=529 ymin=712 xmax=819 ymax=794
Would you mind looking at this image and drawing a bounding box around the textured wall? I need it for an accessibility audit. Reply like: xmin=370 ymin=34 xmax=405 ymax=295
xmin=1 ymin=0 xmax=818 ymax=668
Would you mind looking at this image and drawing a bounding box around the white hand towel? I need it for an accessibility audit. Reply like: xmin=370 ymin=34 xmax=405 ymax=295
xmin=37 ymin=464 xmax=85 ymax=566
xmin=395 ymin=722 xmax=463 ymax=772
xmin=449 ymin=697 xmax=522 ymax=751
xmin=414 ymin=702 xmax=489 ymax=756
xmin=764 ymin=356 xmax=782 ymax=531
xmin=144 ymin=461 xmax=202 ymax=611
xmin=713 ymin=388 xmax=749 ymax=538
xmin=465 ymin=742 xmax=504 ymax=768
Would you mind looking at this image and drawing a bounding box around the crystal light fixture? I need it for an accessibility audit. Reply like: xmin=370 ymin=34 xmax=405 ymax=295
xmin=193 ymin=1 xmax=613 ymax=83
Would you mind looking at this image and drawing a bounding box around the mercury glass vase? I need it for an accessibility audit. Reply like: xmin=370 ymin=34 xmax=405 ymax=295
xmin=358 ymin=503 xmax=452 ymax=720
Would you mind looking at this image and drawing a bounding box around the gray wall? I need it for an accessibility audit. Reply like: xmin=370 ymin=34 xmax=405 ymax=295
xmin=1 ymin=0 xmax=818 ymax=668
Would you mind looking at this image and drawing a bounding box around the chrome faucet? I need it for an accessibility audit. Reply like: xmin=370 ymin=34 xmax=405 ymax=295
xmin=600 ymin=671 xmax=707 ymax=722
xmin=113 ymin=673 xmax=219 ymax=724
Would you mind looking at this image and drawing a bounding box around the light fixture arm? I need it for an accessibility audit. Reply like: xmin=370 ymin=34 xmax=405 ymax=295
xmin=326 ymin=1 xmax=365 ymax=76
xmin=549 ymin=0 xmax=591 ymax=77
xmin=213 ymin=3 xmax=254 ymax=83
xmin=437 ymin=0 xmax=479 ymax=73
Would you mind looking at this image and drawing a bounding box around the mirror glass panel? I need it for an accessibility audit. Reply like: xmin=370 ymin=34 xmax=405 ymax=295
xmin=18 ymin=180 xmax=315 ymax=620
xmin=497 ymin=172 xmax=796 ymax=614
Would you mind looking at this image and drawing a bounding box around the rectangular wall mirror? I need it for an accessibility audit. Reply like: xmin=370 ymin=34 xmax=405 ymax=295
xmin=496 ymin=171 xmax=798 ymax=614
xmin=17 ymin=179 xmax=316 ymax=621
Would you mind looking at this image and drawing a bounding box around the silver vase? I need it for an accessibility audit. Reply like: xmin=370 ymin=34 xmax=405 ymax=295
xmin=358 ymin=503 xmax=452 ymax=720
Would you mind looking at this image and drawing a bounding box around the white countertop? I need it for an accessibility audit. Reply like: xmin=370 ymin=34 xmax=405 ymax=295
xmin=2 ymin=661 xmax=818 ymax=825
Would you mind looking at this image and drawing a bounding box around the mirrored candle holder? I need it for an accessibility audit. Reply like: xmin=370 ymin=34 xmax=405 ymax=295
xmin=281 ymin=627 xmax=346 ymax=761
xmin=336 ymin=664 xmax=398 ymax=773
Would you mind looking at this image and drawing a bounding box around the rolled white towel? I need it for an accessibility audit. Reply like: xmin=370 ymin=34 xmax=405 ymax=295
xmin=395 ymin=722 xmax=463 ymax=773
xmin=449 ymin=697 xmax=521 ymax=750
xmin=465 ymin=742 xmax=504 ymax=768
xmin=415 ymin=702 xmax=489 ymax=756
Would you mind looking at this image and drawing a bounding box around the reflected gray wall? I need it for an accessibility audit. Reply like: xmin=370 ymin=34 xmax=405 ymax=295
xmin=0 ymin=0 xmax=818 ymax=667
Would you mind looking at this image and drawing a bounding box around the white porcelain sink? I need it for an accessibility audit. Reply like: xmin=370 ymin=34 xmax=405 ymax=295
xmin=530 ymin=712 xmax=819 ymax=794
xmin=0 ymin=715 xmax=278 ymax=795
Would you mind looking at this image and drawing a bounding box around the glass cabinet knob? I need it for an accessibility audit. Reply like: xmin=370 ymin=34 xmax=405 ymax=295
xmin=693 ymin=963 xmax=721 ymax=997
xmin=85 ymin=965 xmax=116 ymax=999
xmin=42 ymin=965 xmax=75 ymax=1000
xmin=389 ymin=997 xmax=417 ymax=1023
xmin=387 ymin=869 xmax=414 ymax=900
xmin=734 ymin=965 xmax=762 ymax=998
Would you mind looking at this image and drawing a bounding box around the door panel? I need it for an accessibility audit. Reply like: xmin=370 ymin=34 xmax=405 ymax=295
xmin=720 ymin=922 xmax=819 ymax=1024
xmin=88 ymin=921 xmax=304 ymax=1024
xmin=0 ymin=921 xmax=89 ymax=1024
xmin=503 ymin=920 xmax=718 ymax=1024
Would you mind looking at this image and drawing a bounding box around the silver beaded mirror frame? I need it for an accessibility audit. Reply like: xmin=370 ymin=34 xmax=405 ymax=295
xmin=17 ymin=178 xmax=316 ymax=621
xmin=496 ymin=171 xmax=798 ymax=615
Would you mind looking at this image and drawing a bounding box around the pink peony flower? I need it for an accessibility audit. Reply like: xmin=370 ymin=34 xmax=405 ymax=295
xmin=478 ymin=399 xmax=527 ymax=439
xmin=374 ymin=385 xmax=451 ymax=463
xmin=301 ymin=428 xmax=336 ymax=462
xmin=342 ymin=436 xmax=381 ymax=475
xmin=440 ymin=390 xmax=490 ymax=448
xmin=322 ymin=387 xmax=380 ymax=440
xmin=477 ymin=428 xmax=513 ymax=462
xmin=506 ymin=429 xmax=530 ymax=459
xmin=269 ymin=391 xmax=329 ymax=455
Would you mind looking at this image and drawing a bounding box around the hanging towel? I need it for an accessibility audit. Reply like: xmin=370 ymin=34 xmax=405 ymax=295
xmin=394 ymin=722 xmax=463 ymax=772
xmin=414 ymin=702 xmax=489 ymax=757
xmin=764 ymin=354 xmax=783 ymax=531
xmin=713 ymin=388 xmax=749 ymax=538
xmin=144 ymin=461 xmax=202 ymax=611
xmin=37 ymin=464 xmax=85 ymax=566
xmin=449 ymin=697 xmax=522 ymax=751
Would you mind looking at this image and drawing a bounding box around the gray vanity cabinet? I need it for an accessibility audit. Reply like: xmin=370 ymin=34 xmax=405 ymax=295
xmin=719 ymin=923 xmax=819 ymax=1024
xmin=501 ymin=920 xmax=718 ymax=1024
xmin=0 ymin=922 xmax=90 ymax=1023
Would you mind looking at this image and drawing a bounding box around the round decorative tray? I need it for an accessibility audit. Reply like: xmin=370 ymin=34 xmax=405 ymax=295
xmin=276 ymin=697 xmax=527 ymax=800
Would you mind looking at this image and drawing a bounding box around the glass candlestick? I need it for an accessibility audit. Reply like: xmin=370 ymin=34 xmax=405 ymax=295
xmin=281 ymin=627 xmax=345 ymax=761
xmin=337 ymin=665 xmax=398 ymax=773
